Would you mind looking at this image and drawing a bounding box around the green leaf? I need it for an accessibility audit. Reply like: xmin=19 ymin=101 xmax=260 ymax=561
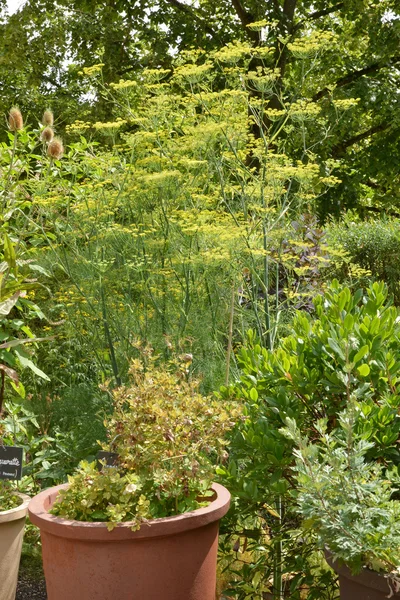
xmin=28 ymin=264 xmax=50 ymax=277
xmin=11 ymin=380 xmax=25 ymax=398
xmin=90 ymin=510 xmax=107 ymax=520
xmin=249 ymin=388 xmax=258 ymax=401
xmin=343 ymin=313 xmax=354 ymax=330
xmin=354 ymin=345 xmax=369 ymax=363
xmin=327 ymin=337 xmax=345 ymax=361
xmin=0 ymin=336 xmax=53 ymax=350
xmin=3 ymin=234 xmax=16 ymax=271
xmin=15 ymin=352 xmax=50 ymax=380
xmin=20 ymin=325 xmax=35 ymax=338
xmin=357 ymin=364 xmax=370 ymax=377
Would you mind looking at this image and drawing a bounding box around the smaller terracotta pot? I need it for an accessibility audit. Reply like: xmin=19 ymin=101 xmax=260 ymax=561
xmin=29 ymin=482 xmax=230 ymax=600
xmin=326 ymin=551 xmax=400 ymax=600
xmin=0 ymin=492 xmax=30 ymax=600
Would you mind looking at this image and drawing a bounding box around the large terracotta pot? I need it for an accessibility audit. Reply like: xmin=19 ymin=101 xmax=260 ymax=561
xmin=29 ymin=482 xmax=230 ymax=600
xmin=0 ymin=492 xmax=30 ymax=600
xmin=326 ymin=552 xmax=400 ymax=599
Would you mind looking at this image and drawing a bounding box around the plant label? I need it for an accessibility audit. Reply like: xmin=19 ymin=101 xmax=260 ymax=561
xmin=96 ymin=451 xmax=119 ymax=470
xmin=0 ymin=446 xmax=23 ymax=480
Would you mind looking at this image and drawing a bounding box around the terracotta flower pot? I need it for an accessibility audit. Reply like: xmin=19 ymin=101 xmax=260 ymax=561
xmin=0 ymin=492 xmax=30 ymax=600
xmin=29 ymin=482 xmax=230 ymax=600
xmin=326 ymin=552 xmax=400 ymax=599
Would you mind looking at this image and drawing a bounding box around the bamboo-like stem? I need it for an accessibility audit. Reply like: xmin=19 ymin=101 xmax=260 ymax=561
xmin=225 ymin=285 xmax=236 ymax=386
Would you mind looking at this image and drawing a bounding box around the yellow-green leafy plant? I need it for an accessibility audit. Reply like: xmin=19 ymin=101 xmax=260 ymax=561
xmin=0 ymin=481 xmax=22 ymax=511
xmin=51 ymin=348 xmax=241 ymax=530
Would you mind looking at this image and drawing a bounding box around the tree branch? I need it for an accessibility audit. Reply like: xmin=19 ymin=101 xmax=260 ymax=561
xmin=270 ymin=0 xmax=282 ymax=14
xmin=293 ymin=2 xmax=344 ymax=32
xmin=308 ymin=2 xmax=344 ymax=21
xmin=231 ymin=0 xmax=259 ymax=43
xmin=41 ymin=75 xmax=62 ymax=89
xmin=164 ymin=0 xmax=220 ymax=41
xmin=283 ymin=0 xmax=297 ymax=32
xmin=313 ymin=56 xmax=400 ymax=101
xmin=332 ymin=123 xmax=390 ymax=157
xmin=277 ymin=0 xmax=297 ymax=76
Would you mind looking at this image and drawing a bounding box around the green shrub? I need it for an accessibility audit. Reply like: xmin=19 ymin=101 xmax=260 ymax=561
xmin=219 ymin=280 xmax=400 ymax=598
xmin=326 ymin=218 xmax=400 ymax=302
xmin=283 ymin=409 xmax=400 ymax=577
xmin=0 ymin=481 xmax=23 ymax=511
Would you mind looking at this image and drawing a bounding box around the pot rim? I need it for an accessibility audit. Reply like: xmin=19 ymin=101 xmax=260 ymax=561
xmin=28 ymin=482 xmax=230 ymax=541
xmin=0 ymin=491 xmax=30 ymax=524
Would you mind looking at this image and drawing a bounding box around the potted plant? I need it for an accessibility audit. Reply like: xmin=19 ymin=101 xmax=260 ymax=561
xmin=283 ymin=407 xmax=400 ymax=600
xmin=216 ymin=280 xmax=400 ymax=596
xmin=274 ymin=281 xmax=400 ymax=599
xmin=0 ymin=484 xmax=30 ymax=600
xmin=29 ymin=349 xmax=239 ymax=600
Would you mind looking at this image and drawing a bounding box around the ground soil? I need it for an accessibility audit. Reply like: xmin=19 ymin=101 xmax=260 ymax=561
xmin=16 ymin=578 xmax=234 ymax=600
xmin=16 ymin=573 xmax=47 ymax=600
xmin=16 ymin=548 xmax=47 ymax=600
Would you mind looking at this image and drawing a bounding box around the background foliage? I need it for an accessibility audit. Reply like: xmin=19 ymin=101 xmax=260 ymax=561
xmin=0 ymin=1 xmax=399 ymax=598
xmin=1 ymin=0 xmax=399 ymax=214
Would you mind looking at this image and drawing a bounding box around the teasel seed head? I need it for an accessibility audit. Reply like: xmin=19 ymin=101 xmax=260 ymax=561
xmin=47 ymin=136 xmax=64 ymax=160
xmin=8 ymin=107 xmax=23 ymax=132
xmin=41 ymin=126 xmax=54 ymax=143
xmin=42 ymin=109 xmax=54 ymax=127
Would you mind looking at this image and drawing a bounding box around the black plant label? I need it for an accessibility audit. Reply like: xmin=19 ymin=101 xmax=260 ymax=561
xmin=0 ymin=446 xmax=23 ymax=480
xmin=96 ymin=451 xmax=119 ymax=471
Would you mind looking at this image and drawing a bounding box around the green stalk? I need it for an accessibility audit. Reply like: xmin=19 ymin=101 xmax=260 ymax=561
xmin=3 ymin=133 xmax=18 ymax=212
xmin=261 ymin=164 xmax=272 ymax=351
xmin=225 ymin=284 xmax=236 ymax=386
xmin=100 ymin=281 xmax=121 ymax=386
xmin=273 ymin=496 xmax=284 ymax=600
xmin=0 ymin=371 xmax=5 ymax=417
xmin=263 ymin=220 xmax=271 ymax=350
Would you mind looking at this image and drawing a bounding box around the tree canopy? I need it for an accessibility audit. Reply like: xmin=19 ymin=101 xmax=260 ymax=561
xmin=0 ymin=0 xmax=399 ymax=214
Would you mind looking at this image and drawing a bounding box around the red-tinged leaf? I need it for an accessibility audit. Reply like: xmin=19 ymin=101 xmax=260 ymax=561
xmin=0 ymin=363 xmax=19 ymax=383
xmin=0 ymin=291 xmax=20 ymax=316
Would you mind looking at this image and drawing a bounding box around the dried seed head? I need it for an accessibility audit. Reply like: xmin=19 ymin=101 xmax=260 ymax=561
xmin=42 ymin=109 xmax=54 ymax=127
xmin=47 ymin=136 xmax=64 ymax=160
xmin=181 ymin=353 xmax=193 ymax=363
xmin=8 ymin=107 xmax=23 ymax=132
xmin=40 ymin=126 xmax=54 ymax=143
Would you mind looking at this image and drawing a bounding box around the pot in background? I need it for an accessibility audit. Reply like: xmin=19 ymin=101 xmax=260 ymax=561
xmin=325 ymin=551 xmax=400 ymax=600
xmin=0 ymin=493 xmax=30 ymax=600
